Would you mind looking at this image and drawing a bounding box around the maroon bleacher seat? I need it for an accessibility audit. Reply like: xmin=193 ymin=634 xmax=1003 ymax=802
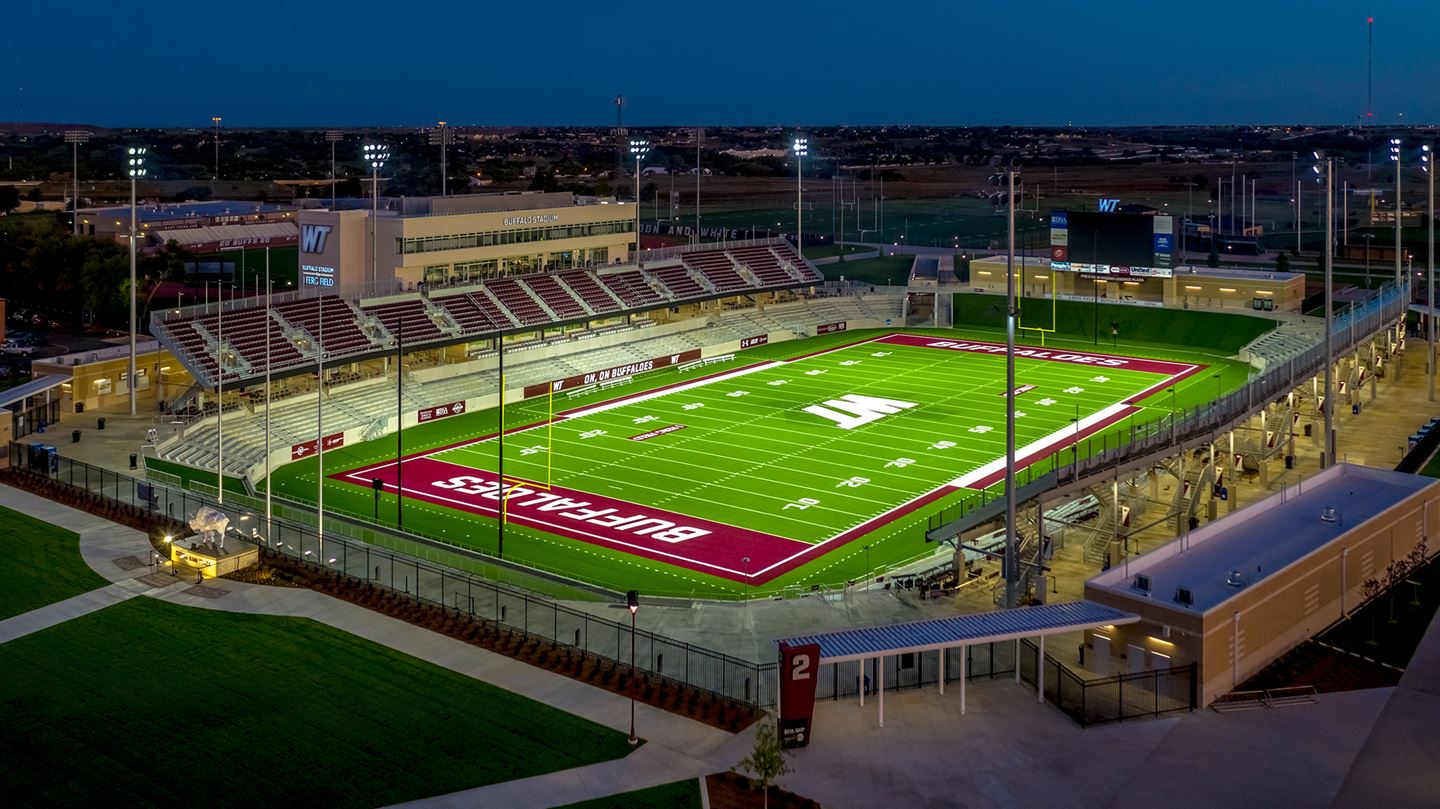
xmin=557 ymin=270 xmax=622 ymax=314
xmin=518 ymin=273 xmax=586 ymax=319
xmin=681 ymin=250 xmax=750 ymax=292
xmin=485 ymin=278 xmax=549 ymax=326
xmin=649 ymin=265 xmax=706 ymax=298
xmin=598 ymin=270 xmax=662 ymax=307
xmin=361 ymin=299 xmax=446 ymax=343
xmin=433 ymin=293 xmax=502 ymax=334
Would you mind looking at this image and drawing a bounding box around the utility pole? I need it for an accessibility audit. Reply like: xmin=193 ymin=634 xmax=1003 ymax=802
xmin=65 ymin=131 xmax=91 ymax=235
xmin=325 ymin=130 xmax=342 ymax=208
xmin=212 ymin=117 xmax=222 ymax=181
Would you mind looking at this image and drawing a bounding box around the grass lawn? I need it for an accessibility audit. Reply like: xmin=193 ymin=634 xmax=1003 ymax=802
xmin=0 ymin=504 xmax=110 ymax=620
xmin=0 ymin=597 xmax=635 ymax=808
xmin=803 ymin=243 xmax=872 ymax=260
xmin=819 ymin=254 xmax=914 ymax=286
xmin=554 ymin=779 xmax=702 ymax=809
xmin=1420 ymin=451 xmax=1440 ymax=478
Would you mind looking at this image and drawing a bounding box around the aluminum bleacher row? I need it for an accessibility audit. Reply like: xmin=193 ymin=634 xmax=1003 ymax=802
xmin=153 ymin=239 xmax=820 ymax=385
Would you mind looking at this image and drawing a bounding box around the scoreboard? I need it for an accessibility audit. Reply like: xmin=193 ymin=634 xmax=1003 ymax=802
xmin=1050 ymin=210 xmax=1174 ymax=278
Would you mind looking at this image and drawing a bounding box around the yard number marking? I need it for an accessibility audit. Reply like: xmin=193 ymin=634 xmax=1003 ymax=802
xmin=837 ymin=476 xmax=870 ymax=488
xmin=784 ymin=497 xmax=821 ymax=511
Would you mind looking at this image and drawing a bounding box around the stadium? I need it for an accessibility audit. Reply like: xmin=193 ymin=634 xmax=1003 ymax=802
xmin=118 ymin=194 xmax=1400 ymax=612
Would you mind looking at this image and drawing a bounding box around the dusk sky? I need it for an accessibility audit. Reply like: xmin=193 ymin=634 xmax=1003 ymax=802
xmin=3 ymin=0 xmax=1436 ymax=127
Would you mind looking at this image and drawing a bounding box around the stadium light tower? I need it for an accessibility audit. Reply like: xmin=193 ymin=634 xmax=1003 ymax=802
xmin=1391 ymin=138 xmax=1403 ymax=283
xmin=1313 ymin=153 xmax=1336 ymax=467
xmin=428 ymin=121 xmax=451 ymax=196
xmin=629 ymin=139 xmax=649 ymax=256
xmin=1425 ymin=144 xmax=1435 ymax=402
xmin=793 ymin=136 xmax=808 ymax=256
xmin=1004 ymin=168 xmax=1019 ymax=609
xmin=212 ymin=117 xmax=222 ymax=181
xmin=126 ymin=147 xmax=147 ymax=417
xmin=363 ymin=143 xmax=390 ymax=287
xmin=65 ymin=131 xmax=91 ymax=235
xmin=325 ymin=130 xmax=343 ymax=208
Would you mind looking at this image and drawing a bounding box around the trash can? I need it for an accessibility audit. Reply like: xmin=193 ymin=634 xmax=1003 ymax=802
xmin=72 ymin=429 xmax=81 ymax=443
xmin=129 ymin=453 xmax=138 ymax=470
xmin=97 ymin=417 xmax=106 ymax=430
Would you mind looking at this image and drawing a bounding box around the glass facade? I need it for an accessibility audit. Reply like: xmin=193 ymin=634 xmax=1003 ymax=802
xmin=398 ymin=219 xmax=633 ymax=256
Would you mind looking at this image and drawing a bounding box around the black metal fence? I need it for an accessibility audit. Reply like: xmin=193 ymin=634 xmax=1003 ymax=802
xmin=809 ymin=638 xmax=1195 ymax=726
xmin=9 ymin=444 xmax=779 ymax=708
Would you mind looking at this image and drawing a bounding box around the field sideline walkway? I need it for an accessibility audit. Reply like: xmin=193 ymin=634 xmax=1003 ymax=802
xmin=0 ymin=485 xmax=755 ymax=809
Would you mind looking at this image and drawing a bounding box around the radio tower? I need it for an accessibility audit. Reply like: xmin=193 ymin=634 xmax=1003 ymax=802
xmin=1366 ymin=16 xmax=1374 ymax=125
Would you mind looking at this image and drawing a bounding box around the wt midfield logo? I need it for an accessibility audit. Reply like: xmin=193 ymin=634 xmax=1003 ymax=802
xmin=300 ymin=224 xmax=332 ymax=253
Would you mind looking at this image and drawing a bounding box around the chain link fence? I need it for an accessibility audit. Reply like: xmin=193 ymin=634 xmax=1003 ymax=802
xmin=8 ymin=444 xmax=778 ymax=708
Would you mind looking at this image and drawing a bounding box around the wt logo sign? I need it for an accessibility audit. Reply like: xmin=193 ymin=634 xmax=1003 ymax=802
xmin=1097 ymin=199 xmax=1120 ymax=213
xmin=300 ymin=224 xmax=332 ymax=253
xmin=804 ymin=394 xmax=917 ymax=430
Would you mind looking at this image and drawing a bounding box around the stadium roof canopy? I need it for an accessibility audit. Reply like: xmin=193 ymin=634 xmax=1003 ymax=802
xmin=779 ymin=600 xmax=1137 ymax=664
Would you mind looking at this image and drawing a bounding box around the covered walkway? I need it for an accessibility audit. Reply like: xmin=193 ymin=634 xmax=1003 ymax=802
xmin=779 ymin=600 xmax=1138 ymax=726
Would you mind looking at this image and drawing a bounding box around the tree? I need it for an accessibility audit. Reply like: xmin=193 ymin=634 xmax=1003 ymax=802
xmin=1275 ymin=253 xmax=1289 ymax=272
xmin=735 ymin=717 xmax=792 ymax=809
xmin=1207 ymin=244 xmax=1220 ymax=268
xmin=0 ymin=185 xmax=18 ymax=215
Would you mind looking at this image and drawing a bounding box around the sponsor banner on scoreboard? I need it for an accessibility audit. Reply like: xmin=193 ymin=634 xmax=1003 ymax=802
xmin=418 ymin=400 xmax=467 ymax=423
xmin=816 ymin=321 xmax=847 ymax=335
xmin=523 ymin=349 xmax=703 ymax=398
xmin=778 ymin=642 xmax=821 ymax=748
xmin=740 ymin=334 xmax=769 ymax=349
xmin=291 ymin=432 xmax=345 ymax=460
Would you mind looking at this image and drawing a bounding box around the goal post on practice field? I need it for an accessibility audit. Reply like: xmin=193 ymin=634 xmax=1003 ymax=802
xmin=1016 ymin=257 xmax=1057 ymax=346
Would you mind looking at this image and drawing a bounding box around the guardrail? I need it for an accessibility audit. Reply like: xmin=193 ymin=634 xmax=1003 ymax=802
xmin=8 ymin=444 xmax=778 ymax=708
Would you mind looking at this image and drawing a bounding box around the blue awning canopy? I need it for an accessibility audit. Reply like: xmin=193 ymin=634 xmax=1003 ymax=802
xmin=778 ymin=600 xmax=1138 ymax=664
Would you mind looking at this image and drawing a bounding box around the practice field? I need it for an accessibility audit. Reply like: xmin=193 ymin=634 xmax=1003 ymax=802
xmin=331 ymin=333 xmax=1202 ymax=589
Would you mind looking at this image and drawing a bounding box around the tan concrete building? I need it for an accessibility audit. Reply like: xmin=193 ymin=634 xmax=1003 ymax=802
xmin=968 ymin=256 xmax=1306 ymax=313
xmin=295 ymin=192 xmax=637 ymax=294
xmin=1083 ymin=464 xmax=1439 ymax=705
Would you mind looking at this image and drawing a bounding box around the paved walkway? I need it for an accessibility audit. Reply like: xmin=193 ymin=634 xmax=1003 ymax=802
xmin=0 ymin=485 xmax=747 ymax=809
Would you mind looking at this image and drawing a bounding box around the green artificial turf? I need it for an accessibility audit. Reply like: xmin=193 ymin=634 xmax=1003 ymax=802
xmin=954 ymin=292 xmax=1276 ymax=354
xmin=254 ymin=325 xmax=1250 ymax=599
xmin=818 ymin=254 xmax=914 ymax=286
xmin=0 ymin=504 xmax=110 ymax=620
xmin=553 ymin=779 xmax=703 ymax=809
xmin=0 ymin=597 xmax=634 ymax=808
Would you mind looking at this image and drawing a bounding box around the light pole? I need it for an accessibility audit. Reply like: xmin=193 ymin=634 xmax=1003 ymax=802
xmin=211 ymin=116 xmax=222 ymax=181
xmin=126 ymin=147 xmax=147 ymax=417
xmin=65 ymin=131 xmax=90 ymax=235
xmin=363 ymin=143 xmax=389 ymax=289
xmin=629 ymin=139 xmax=649 ymax=258
xmin=1425 ymin=144 xmax=1435 ymax=401
xmin=264 ymin=246 xmax=273 ymax=530
xmin=1391 ymin=138 xmax=1403 ymax=284
xmin=325 ymin=130 xmax=342 ymax=208
xmin=427 ymin=122 xmax=450 ymax=196
xmin=792 ymin=136 xmax=808 ymax=257
xmin=1314 ymin=154 xmax=1336 ymax=467
xmin=1003 ymin=168 xmax=1018 ymax=609
xmin=626 ymin=589 xmax=639 ymax=745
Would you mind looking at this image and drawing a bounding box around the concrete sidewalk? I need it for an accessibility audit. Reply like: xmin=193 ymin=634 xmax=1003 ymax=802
xmin=0 ymin=484 xmax=746 ymax=809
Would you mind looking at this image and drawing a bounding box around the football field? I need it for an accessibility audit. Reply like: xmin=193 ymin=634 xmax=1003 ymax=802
xmin=333 ymin=333 xmax=1203 ymax=588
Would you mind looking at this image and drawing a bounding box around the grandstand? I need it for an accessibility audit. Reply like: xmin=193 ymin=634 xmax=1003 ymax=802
xmin=151 ymin=238 xmax=821 ymax=389
xmin=154 ymin=289 xmax=905 ymax=475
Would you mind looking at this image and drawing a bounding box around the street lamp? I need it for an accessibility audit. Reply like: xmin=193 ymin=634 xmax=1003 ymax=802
xmin=1391 ymin=138 xmax=1403 ymax=284
xmin=792 ymin=136 xmax=808 ymax=257
xmin=363 ymin=143 xmax=389 ymax=288
xmin=626 ymin=589 xmax=640 ymax=746
xmin=629 ymin=139 xmax=649 ymax=257
xmin=64 ymin=131 xmax=90 ymax=235
xmin=126 ymin=147 xmax=147 ymax=418
xmin=1312 ymin=154 xmax=1337 ymax=466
